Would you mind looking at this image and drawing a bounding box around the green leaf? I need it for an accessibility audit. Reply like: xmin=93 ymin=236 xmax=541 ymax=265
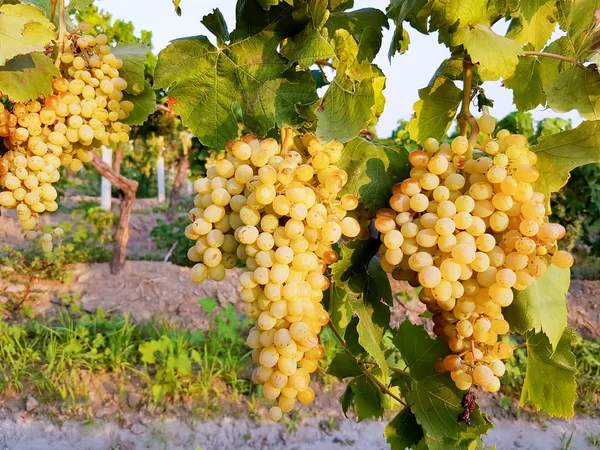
xmin=348 ymin=374 xmax=384 ymax=421
xmin=331 ymin=239 xmax=392 ymax=327
xmin=201 ymin=8 xmax=230 ymax=45
xmin=408 ymin=76 xmax=462 ymax=144
xmin=156 ymin=27 xmax=317 ymax=148
xmin=282 ymin=26 xmax=335 ymax=71
xmin=173 ymin=351 xmax=192 ymax=375
xmin=0 ymin=52 xmax=59 ymax=102
xmin=351 ymin=298 xmax=388 ymax=380
xmin=429 ymin=0 xmax=490 ymax=28
xmin=521 ymin=328 xmax=577 ymax=418
xmin=557 ymin=0 xmax=600 ymax=59
xmin=507 ymin=0 xmax=557 ymax=50
xmin=66 ymin=0 xmax=94 ymax=11
xmin=197 ymin=297 xmax=217 ymax=314
xmin=453 ymin=25 xmax=523 ymax=80
xmin=504 ymin=55 xmax=559 ymax=111
xmin=112 ymin=43 xmax=150 ymax=95
xmin=328 ymin=352 xmax=363 ymax=379
xmin=121 ymin=81 xmax=156 ymax=126
xmin=386 ymin=0 xmax=427 ymax=57
xmin=326 ymin=8 xmax=389 ymax=62
xmin=337 ymin=137 xmax=410 ymax=211
xmin=257 ymin=0 xmax=293 ymax=9
xmin=545 ymin=65 xmax=600 ymax=120
xmin=0 ymin=3 xmax=56 ymax=65
xmin=531 ymin=120 xmax=600 ymax=198
xmin=340 ymin=384 xmax=354 ymax=417
xmin=323 ymin=282 xmax=353 ymax=334
xmin=139 ymin=340 xmax=163 ymax=364
xmin=315 ymin=75 xmax=375 ymax=142
xmin=385 ymin=408 xmax=424 ymax=450
xmin=504 ymin=265 xmax=570 ymax=350
xmin=393 ymin=322 xmax=493 ymax=443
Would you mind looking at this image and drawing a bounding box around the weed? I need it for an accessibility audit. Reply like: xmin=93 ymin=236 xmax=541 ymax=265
xmin=558 ymin=431 xmax=575 ymax=450
xmin=587 ymin=431 xmax=600 ymax=448
xmin=150 ymin=216 xmax=194 ymax=267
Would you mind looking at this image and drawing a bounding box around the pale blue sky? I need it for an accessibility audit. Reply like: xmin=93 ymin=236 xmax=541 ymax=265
xmin=95 ymin=0 xmax=581 ymax=138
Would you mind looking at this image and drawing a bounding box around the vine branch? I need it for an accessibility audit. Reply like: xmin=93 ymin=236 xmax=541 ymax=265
xmin=513 ymin=342 xmax=528 ymax=351
xmin=457 ymin=58 xmax=479 ymax=160
xmin=315 ymin=59 xmax=336 ymax=70
xmin=327 ymin=322 xmax=407 ymax=406
xmin=54 ymin=0 xmax=66 ymax=68
xmin=523 ymin=51 xmax=577 ymax=64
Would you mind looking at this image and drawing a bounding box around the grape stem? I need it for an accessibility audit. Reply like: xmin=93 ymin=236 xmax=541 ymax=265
xmin=315 ymin=60 xmax=336 ymax=70
xmin=457 ymin=58 xmax=479 ymax=160
xmin=523 ymin=51 xmax=577 ymax=64
xmin=513 ymin=342 xmax=528 ymax=351
xmin=327 ymin=322 xmax=407 ymax=406
xmin=54 ymin=0 xmax=66 ymax=68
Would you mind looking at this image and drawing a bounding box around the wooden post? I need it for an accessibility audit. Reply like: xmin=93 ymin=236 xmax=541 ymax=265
xmin=100 ymin=146 xmax=112 ymax=211
xmin=90 ymin=152 xmax=138 ymax=275
xmin=157 ymin=156 xmax=165 ymax=203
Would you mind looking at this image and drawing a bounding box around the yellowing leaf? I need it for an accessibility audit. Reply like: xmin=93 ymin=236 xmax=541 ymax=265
xmin=453 ymin=25 xmax=523 ymax=80
xmin=508 ymin=0 xmax=557 ymax=50
xmin=408 ymin=76 xmax=461 ymax=144
xmin=351 ymin=298 xmax=388 ymax=380
xmin=0 ymin=3 xmax=55 ymax=65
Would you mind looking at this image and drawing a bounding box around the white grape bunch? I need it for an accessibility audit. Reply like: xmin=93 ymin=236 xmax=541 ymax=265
xmin=0 ymin=21 xmax=133 ymax=246
xmin=376 ymin=114 xmax=573 ymax=393
xmin=186 ymin=128 xmax=362 ymax=420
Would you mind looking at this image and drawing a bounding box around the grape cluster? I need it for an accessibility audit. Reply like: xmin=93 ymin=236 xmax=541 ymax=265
xmin=186 ymin=129 xmax=361 ymax=421
xmin=377 ymin=115 xmax=573 ymax=393
xmin=0 ymin=22 xmax=133 ymax=240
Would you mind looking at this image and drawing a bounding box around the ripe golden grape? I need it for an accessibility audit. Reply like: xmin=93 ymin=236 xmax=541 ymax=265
xmin=377 ymin=121 xmax=573 ymax=392
xmin=187 ymin=129 xmax=361 ymax=419
xmin=0 ymin=22 xmax=133 ymax=239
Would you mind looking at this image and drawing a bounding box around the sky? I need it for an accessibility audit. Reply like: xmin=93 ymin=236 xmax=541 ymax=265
xmin=95 ymin=0 xmax=582 ymax=139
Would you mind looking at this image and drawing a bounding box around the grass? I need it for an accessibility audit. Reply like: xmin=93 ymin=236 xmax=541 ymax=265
xmin=0 ymin=297 xmax=255 ymax=414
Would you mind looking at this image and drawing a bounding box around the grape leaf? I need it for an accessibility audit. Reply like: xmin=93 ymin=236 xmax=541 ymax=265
xmin=386 ymin=0 xmax=428 ymax=57
xmin=557 ymin=0 xmax=600 ymax=59
xmin=531 ymin=120 xmax=600 ymax=198
xmin=323 ymin=282 xmax=353 ymax=334
xmin=0 ymin=52 xmax=59 ymax=102
xmin=346 ymin=374 xmax=384 ymax=421
xmin=393 ymin=322 xmax=493 ymax=443
xmin=336 ymin=137 xmax=410 ymax=212
xmin=326 ymin=8 xmax=389 ymax=62
xmin=331 ymin=239 xmax=392 ymax=328
xmin=453 ymin=25 xmax=523 ymax=80
xmin=429 ymin=0 xmax=490 ymax=28
xmin=327 ymin=352 xmax=363 ymax=379
xmin=257 ymin=0 xmax=293 ymax=9
xmin=155 ymin=26 xmax=318 ymax=148
xmin=504 ymin=55 xmax=558 ymax=111
xmin=408 ymin=76 xmax=462 ymax=144
xmin=351 ymin=298 xmax=388 ymax=380
xmin=201 ymin=8 xmax=230 ymax=45
xmin=507 ymin=0 xmax=557 ymax=51
xmin=545 ymin=65 xmax=600 ymax=120
xmin=121 ymin=81 xmax=156 ymax=126
xmin=330 ymin=0 xmax=354 ymax=10
xmin=521 ymin=328 xmax=577 ymax=418
xmin=503 ymin=265 xmax=570 ymax=351
xmin=315 ymin=75 xmax=375 ymax=142
xmin=385 ymin=408 xmax=424 ymax=450
xmin=0 ymin=3 xmax=56 ymax=65
xmin=18 ymin=0 xmax=76 ymax=29
xmin=282 ymin=26 xmax=335 ymax=71
xmin=66 ymin=0 xmax=94 ymax=11
xmin=112 ymin=44 xmax=150 ymax=95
